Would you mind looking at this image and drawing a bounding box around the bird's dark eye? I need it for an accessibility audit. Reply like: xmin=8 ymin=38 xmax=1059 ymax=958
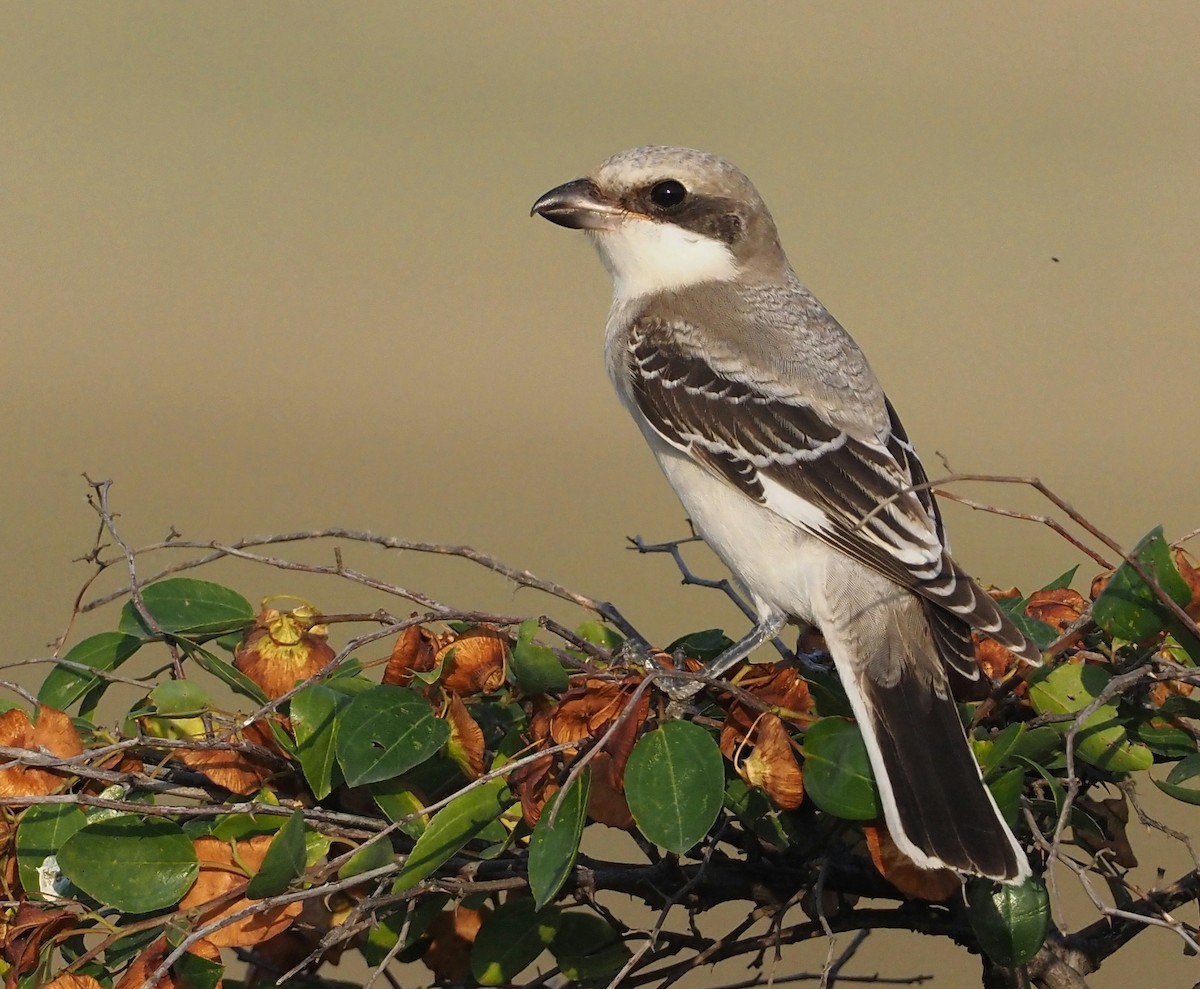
xmin=648 ymin=179 xmax=688 ymax=209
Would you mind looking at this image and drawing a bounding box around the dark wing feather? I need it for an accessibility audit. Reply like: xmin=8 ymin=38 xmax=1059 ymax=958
xmin=628 ymin=317 xmax=1039 ymax=669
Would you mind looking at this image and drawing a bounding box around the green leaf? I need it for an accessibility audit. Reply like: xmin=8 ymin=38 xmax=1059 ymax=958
xmin=801 ymin=666 xmax=852 ymax=717
xmin=987 ymin=767 xmax=1027 ymax=828
xmin=245 ymin=810 xmax=307 ymax=898
xmin=187 ymin=644 xmax=268 ymax=704
xmin=626 ymin=721 xmax=724 ymax=854
xmin=58 ymin=815 xmax=199 ymax=913
xmin=361 ymin=895 xmax=449 ymax=966
xmin=292 ymin=683 xmax=349 ymax=799
xmin=335 ymin=685 xmax=449 ymax=787
xmin=118 ymin=578 xmax=254 ymax=640
xmin=967 ymin=877 xmax=1051 ymax=966
xmin=470 ymin=899 xmax=559 ymax=985
xmin=1008 ymin=725 xmax=1062 ymax=766
xmin=16 ymin=803 xmax=87 ymax=896
xmin=529 ymin=769 xmax=591 ymax=909
xmin=1132 ymin=718 xmax=1198 ymax=759
xmin=338 ymin=835 xmax=394 ymax=880
xmin=38 ymin=633 xmax=142 ymax=713
xmin=1027 ymin=663 xmax=1153 ymax=773
xmin=574 ymin=620 xmax=624 ymax=651
xmin=174 ymin=948 xmax=224 ymax=989
xmin=393 ymin=777 xmax=512 ymax=890
xmin=1153 ymin=752 xmax=1200 ymax=805
xmin=801 ymin=718 xmax=881 ymax=820
xmin=664 ymin=628 xmax=733 ymax=663
xmin=508 ymin=619 xmax=569 ymax=695
xmin=974 ymin=723 xmax=1026 ymax=781
xmin=1092 ymin=527 xmax=1192 ymax=641
xmin=149 ymin=679 xmax=209 ymax=716
xmin=550 ymin=911 xmax=631 ymax=981
xmin=369 ymin=779 xmax=429 ymax=839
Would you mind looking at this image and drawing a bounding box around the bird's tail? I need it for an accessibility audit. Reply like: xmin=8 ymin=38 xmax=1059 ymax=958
xmin=823 ymin=598 xmax=1031 ymax=883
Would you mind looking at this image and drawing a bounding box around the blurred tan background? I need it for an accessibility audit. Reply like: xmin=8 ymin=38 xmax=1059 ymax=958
xmin=2 ymin=3 xmax=1197 ymax=985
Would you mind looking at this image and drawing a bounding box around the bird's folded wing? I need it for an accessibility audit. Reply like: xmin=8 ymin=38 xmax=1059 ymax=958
xmin=626 ymin=317 xmax=1040 ymax=668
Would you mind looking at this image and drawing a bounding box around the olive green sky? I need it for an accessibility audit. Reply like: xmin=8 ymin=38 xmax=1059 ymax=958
xmin=2 ymin=4 xmax=1198 ymax=985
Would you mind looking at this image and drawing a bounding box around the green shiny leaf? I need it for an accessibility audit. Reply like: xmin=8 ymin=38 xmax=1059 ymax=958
xmin=470 ymin=899 xmax=559 ymax=985
xmin=118 ymin=578 xmax=254 ymax=640
xmin=361 ymin=895 xmax=448 ymax=966
xmin=1153 ymin=752 xmax=1200 ymax=805
xmin=292 ymin=683 xmax=349 ymax=799
xmin=967 ymin=877 xmax=1050 ymax=966
xmin=574 ymin=621 xmax=624 ymax=651
xmin=1028 ymin=663 xmax=1152 ymax=773
xmin=16 ymin=803 xmax=87 ymax=896
xmin=1092 ymin=527 xmax=1192 ymax=641
xmin=392 ymin=777 xmax=511 ymax=890
xmin=38 ymin=633 xmax=142 ymax=713
xmin=148 ymin=679 xmax=209 ymax=716
xmin=529 ymin=769 xmax=590 ymax=909
xmin=664 ymin=628 xmax=733 ymax=663
xmin=58 ymin=815 xmax=199 ymax=913
xmin=550 ymin=911 xmax=631 ymax=981
xmin=987 ymin=767 xmax=1027 ymax=828
xmin=338 ymin=835 xmax=394 ymax=880
xmin=1133 ymin=718 xmax=1198 ymax=759
xmin=626 ymin=721 xmax=724 ymax=854
xmin=187 ymin=644 xmax=268 ymax=704
xmin=508 ymin=619 xmax=569 ymax=695
xmin=369 ymin=779 xmax=429 ymax=839
xmin=974 ymin=722 xmax=1026 ymax=781
xmin=335 ymin=685 xmax=449 ymax=787
xmin=245 ymin=810 xmax=307 ymax=898
xmin=174 ymin=950 xmax=224 ymax=989
xmin=801 ymin=717 xmax=881 ymax=820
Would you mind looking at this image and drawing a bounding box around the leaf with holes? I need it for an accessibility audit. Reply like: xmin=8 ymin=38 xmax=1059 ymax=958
xmin=335 ymin=685 xmax=449 ymax=787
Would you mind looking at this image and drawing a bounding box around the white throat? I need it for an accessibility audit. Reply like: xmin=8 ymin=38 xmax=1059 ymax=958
xmin=588 ymin=218 xmax=739 ymax=301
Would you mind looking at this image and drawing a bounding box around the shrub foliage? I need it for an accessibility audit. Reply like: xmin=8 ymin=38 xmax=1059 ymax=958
xmin=2 ymin=484 xmax=1199 ymax=989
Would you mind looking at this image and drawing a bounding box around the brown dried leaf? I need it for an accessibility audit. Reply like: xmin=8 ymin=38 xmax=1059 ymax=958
xmin=0 ymin=705 xmax=84 ymax=800
xmin=174 ymin=721 xmax=278 ymax=796
xmin=512 ymin=752 xmax=557 ymax=827
xmin=1077 ymin=795 xmax=1138 ymax=869
xmin=586 ymin=751 xmax=634 ymax=829
xmin=973 ymin=636 xmax=1017 ymax=681
xmin=114 ymin=936 xmax=222 ymax=989
xmin=2 ymin=904 xmax=77 ymax=980
xmin=438 ymin=627 xmax=508 ymax=695
xmin=1173 ymin=548 xmax=1200 ymax=621
xmin=234 ymin=605 xmax=336 ymax=700
xmin=422 ymin=905 xmax=488 ymax=983
xmin=180 ymin=835 xmax=303 ymax=946
xmin=444 ymin=694 xmax=486 ymax=780
xmin=728 ymin=714 xmax=804 ymax=810
xmin=45 ymin=978 xmax=108 ymax=989
xmin=383 ymin=625 xmax=439 ymax=686
xmin=1025 ymin=587 xmax=1086 ymax=631
xmin=863 ymin=824 xmax=960 ymax=901
xmin=1089 ymin=570 xmax=1114 ymax=601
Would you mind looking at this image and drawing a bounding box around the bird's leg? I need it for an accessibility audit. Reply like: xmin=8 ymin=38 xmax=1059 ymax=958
xmin=660 ymin=611 xmax=789 ymax=705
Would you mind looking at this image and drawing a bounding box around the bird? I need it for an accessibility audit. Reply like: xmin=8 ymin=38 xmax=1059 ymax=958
xmin=531 ymin=146 xmax=1041 ymax=883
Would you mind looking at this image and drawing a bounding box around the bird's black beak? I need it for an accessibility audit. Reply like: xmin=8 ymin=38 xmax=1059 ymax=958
xmin=531 ymin=178 xmax=624 ymax=230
